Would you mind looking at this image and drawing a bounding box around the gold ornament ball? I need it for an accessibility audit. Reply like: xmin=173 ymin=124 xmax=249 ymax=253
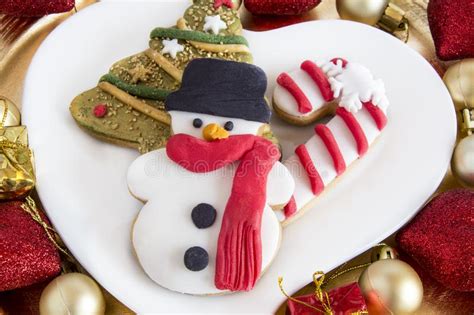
xmin=443 ymin=58 xmax=474 ymax=111
xmin=370 ymin=245 xmax=399 ymax=262
xmin=336 ymin=0 xmax=389 ymax=26
xmin=0 ymin=96 xmax=21 ymax=127
xmin=40 ymin=273 xmax=106 ymax=315
xmin=452 ymin=134 xmax=474 ymax=187
xmin=359 ymin=259 xmax=423 ymax=315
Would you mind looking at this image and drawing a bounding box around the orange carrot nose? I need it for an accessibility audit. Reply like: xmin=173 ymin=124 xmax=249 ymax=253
xmin=202 ymin=123 xmax=229 ymax=141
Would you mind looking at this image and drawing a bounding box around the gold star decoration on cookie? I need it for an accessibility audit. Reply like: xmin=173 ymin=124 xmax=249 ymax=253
xmin=125 ymin=64 xmax=153 ymax=84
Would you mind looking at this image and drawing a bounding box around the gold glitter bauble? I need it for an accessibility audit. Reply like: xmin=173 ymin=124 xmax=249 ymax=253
xmin=359 ymin=259 xmax=423 ymax=315
xmin=452 ymin=134 xmax=474 ymax=187
xmin=443 ymin=58 xmax=474 ymax=111
xmin=336 ymin=0 xmax=389 ymax=26
xmin=40 ymin=273 xmax=106 ymax=315
xmin=0 ymin=96 xmax=21 ymax=127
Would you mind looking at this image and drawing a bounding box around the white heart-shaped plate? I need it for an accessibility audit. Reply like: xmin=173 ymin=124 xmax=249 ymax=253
xmin=22 ymin=0 xmax=456 ymax=313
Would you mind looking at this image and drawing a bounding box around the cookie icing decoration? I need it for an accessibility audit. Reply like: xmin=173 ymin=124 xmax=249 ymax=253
xmin=161 ymin=39 xmax=184 ymax=59
xmin=166 ymin=58 xmax=271 ymax=123
xmin=315 ymin=124 xmax=346 ymax=175
xmin=295 ymin=144 xmax=324 ymax=195
xmin=273 ymin=58 xmax=389 ymax=126
xmin=70 ymin=0 xmax=253 ymax=154
xmin=203 ymin=15 xmax=227 ymax=35
xmin=191 ymin=203 xmax=217 ymax=229
xmin=276 ymin=72 xmax=313 ymax=114
xmin=300 ymin=60 xmax=334 ymax=102
xmin=128 ymin=59 xmax=295 ymax=294
xmin=184 ymin=246 xmax=209 ymax=271
xmin=213 ymin=0 xmax=234 ymax=9
xmin=280 ymin=83 xmax=389 ymax=221
xmin=335 ymin=107 xmax=368 ymax=155
xmin=92 ymin=104 xmax=108 ymax=118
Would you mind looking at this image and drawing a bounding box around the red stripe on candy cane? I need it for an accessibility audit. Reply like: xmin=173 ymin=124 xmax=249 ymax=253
xmin=314 ymin=125 xmax=346 ymax=175
xmin=300 ymin=60 xmax=334 ymax=102
xmin=276 ymin=72 xmax=313 ymax=114
xmin=364 ymin=102 xmax=387 ymax=130
xmin=283 ymin=195 xmax=297 ymax=218
xmin=295 ymin=144 xmax=324 ymax=195
xmin=336 ymin=107 xmax=369 ymax=156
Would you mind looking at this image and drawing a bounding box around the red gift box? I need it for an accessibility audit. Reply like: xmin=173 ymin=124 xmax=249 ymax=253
xmin=0 ymin=200 xmax=61 ymax=292
xmin=287 ymin=282 xmax=367 ymax=315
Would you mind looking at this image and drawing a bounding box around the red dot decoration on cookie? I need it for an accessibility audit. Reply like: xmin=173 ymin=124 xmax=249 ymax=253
xmin=214 ymin=0 xmax=234 ymax=9
xmin=93 ymin=104 xmax=108 ymax=118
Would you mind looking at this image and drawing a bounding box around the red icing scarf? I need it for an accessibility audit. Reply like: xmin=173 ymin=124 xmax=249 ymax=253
xmin=166 ymin=134 xmax=280 ymax=291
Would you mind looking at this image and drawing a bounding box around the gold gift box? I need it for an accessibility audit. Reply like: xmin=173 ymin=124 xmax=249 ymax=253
xmin=0 ymin=126 xmax=35 ymax=199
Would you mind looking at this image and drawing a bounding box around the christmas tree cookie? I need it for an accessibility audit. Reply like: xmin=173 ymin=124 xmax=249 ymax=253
xmin=70 ymin=0 xmax=252 ymax=153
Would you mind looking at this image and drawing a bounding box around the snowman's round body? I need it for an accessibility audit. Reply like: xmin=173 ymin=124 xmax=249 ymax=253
xmin=128 ymin=150 xmax=291 ymax=294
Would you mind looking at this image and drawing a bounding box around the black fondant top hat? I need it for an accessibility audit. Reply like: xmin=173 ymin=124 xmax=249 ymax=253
xmin=165 ymin=58 xmax=271 ymax=123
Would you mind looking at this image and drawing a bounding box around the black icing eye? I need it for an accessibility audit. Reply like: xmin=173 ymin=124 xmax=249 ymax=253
xmin=193 ymin=118 xmax=203 ymax=128
xmin=224 ymin=121 xmax=234 ymax=131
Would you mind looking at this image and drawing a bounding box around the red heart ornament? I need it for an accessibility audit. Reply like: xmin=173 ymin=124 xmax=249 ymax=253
xmin=244 ymin=0 xmax=321 ymax=16
xmin=0 ymin=0 xmax=75 ymax=17
xmin=396 ymin=189 xmax=474 ymax=292
xmin=0 ymin=200 xmax=61 ymax=292
xmin=427 ymin=0 xmax=474 ymax=61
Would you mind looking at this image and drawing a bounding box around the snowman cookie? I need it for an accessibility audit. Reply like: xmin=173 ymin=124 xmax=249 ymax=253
xmin=273 ymin=58 xmax=389 ymax=125
xmin=275 ymin=58 xmax=389 ymax=222
xmin=127 ymin=59 xmax=295 ymax=295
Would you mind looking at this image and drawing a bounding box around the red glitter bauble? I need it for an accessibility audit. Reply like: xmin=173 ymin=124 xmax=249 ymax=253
xmin=427 ymin=0 xmax=474 ymax=61
xmin=244 ymin=0 xmax=321 ymax=16
xmin=396 ymin=189 xmax=474 ymax=292
xmin=0 ymin=0 xmax=75 ymax=17
xmin=0 ymin=200 xmax=61 ymax=292
xmin=93 ymin=103 xmax=108 ymax=118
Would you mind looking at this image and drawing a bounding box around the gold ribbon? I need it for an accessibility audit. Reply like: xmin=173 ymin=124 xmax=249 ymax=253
xmin=21 ymin=196 xmax=73 ymax=260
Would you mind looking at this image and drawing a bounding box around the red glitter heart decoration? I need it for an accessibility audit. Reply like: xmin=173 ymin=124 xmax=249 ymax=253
xmin=396 ymin=189 xmax=474 ymax=292
xmin=0 ymin=200 xmax=61 ymax=292
xmin=427 ymin=0 xmax=474 ymax=61
xmin=0 ymin=0 xmax=75 ymax=17
xmin=244 ymin=0 xmax=321 ymax=16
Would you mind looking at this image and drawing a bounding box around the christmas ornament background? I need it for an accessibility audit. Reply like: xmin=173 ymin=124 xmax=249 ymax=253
xmin=20 ymin=0 xmax=455 ymax=312
xmin=0 ymin=0 xmax=470 ymax=314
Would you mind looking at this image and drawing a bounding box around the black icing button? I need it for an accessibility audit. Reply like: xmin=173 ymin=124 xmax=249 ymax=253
xmin=191 ymin=203 xmax=217 ymax=229
xmin=184 ymin=246 xmax=209 ymax=271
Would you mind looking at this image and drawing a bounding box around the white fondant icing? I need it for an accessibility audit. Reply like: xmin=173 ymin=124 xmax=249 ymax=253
xmin=267 ymin=162 xmax=295 ymax=206
xmin=161 ymin=39 xmax=184 ymax=59
xmin=203 ymin=15 xmax=227 ymax=35
xmin=169 ymin=111 xmax=264 ymax=139
xmin=128 ymin=113 xmax=295 ymax=294
xmin=327 ymin=115 xmax=358 ymax=165
xmin=281 ymin=106 xmax=386 ymax=218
